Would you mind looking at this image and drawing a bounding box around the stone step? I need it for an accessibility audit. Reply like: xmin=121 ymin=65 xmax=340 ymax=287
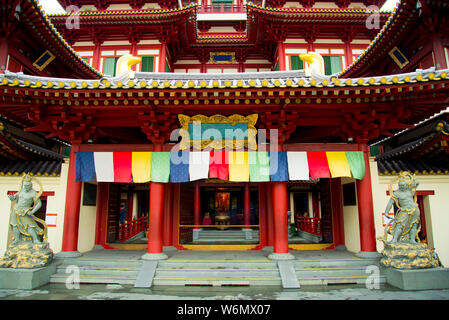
xmin=294 ymin=258 xmax=380 ymax=268
xmin=55 ymin=258 xmax=142 ymax=268
xmin=298 ymin=275 xmax=387 ymax=286
xmin=296 ymin=266 xmax=373 ymax=277
xmin=50 ymin=273 xmax=136 ymax=285
xmin=55 ymin=265 xmax=140 ymax=276
xmin=158 ymin=260 xmax=277 ymax=268
xmin=152 ymin=275 xmax=281 ymax=286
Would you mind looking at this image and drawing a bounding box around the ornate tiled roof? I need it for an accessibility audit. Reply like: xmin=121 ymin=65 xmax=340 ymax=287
xmin=10 ymin=0 xmax=103 ymax=78
xmin=1 ymin=66 xmax=446 ymax=90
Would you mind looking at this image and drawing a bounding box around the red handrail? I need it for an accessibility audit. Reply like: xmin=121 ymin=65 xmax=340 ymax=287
xmin=198 ymin=5 xmax=245 ymax=14
xmin=118 ymin=216 xmax=148 ymax=242
xmin=296 ymin=217 xmax=322 ymax=236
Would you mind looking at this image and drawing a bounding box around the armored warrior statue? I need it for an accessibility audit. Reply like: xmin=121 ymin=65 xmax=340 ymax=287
xmin=8 ymin=173 xmax=47 ymax=244
xmin=382 ymin=171 xmax=420 ymax=244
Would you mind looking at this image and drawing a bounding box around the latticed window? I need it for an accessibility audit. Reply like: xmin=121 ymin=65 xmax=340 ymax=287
xmin=322 ymin=55 xmax=342 ymax=75
xmin=290 ymin=55 xmax=304 ymax=70
xmin=141 ymin=56 xmax=155 ymax=72
xmin=103 ymin=56 xmax=119 ymax=76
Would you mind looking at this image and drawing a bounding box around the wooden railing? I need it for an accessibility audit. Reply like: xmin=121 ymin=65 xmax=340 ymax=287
xmin=296 ymin=217 xmax=322 ymax=236
xmin=198 ymin=5 xmax=245 ymax=14
xmin=118 ymin=216 xmax=148 ymax=242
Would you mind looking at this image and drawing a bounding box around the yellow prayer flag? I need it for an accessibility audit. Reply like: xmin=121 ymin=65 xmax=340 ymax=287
xmin=132 ymin=152 xmax=151 ymax=182
xmin=326 ymin=152 xmax=352 ymax=178
xmin=229 ymin=151 xmax=249 ymax=182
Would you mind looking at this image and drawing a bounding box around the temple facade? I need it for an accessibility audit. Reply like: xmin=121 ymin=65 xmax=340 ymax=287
xmin=1 ymin=0 xmax=449 ymax=271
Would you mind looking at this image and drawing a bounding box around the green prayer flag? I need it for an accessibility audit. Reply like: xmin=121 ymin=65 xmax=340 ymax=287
xmin=150 ymin=152 xmax=170 ymax=182
xmin=249 ymin=152 xmax=270 ymax=182
xmin=345 ymin=151 xmax=365 ymax=180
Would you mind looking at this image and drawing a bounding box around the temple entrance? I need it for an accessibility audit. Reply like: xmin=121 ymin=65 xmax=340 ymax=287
xmin=179 ymin=182 xmax=260 ymax=246
xmin=287 ymin=179 xmax=334 ymax=246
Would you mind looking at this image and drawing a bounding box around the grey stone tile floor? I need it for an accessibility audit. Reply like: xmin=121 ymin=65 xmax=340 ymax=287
xmin=1 ymin=283 xmax=449 ymax=300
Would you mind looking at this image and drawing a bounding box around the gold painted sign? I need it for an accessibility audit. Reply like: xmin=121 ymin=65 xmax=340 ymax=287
xmin=178 ymin=114 xmax=258 ymax=150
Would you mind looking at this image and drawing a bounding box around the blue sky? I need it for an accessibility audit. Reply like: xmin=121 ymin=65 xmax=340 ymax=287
xmin=39 ymin=0 xmax=401 ymax=14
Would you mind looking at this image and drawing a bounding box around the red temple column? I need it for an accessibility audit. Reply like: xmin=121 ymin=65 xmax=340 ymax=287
xmin=269 ymin=181 xmax=293 ymax=260
xmin=258 ymin=183 xmax=267 ymax=247
xmin=268 ymin=143 xmax=293 ymax=260
xmin=159 ymin=42 xmax=167 ymax=72
xmin=142 ymin=144 xmax=167 ymax=260
xmin=356 ymin=143 xmax=380 ymax=258
xmin=58 ymin=145 xmax=83 ymax=257
xmin=277 ymin=41 xmax=286 ymax=71
xmin=92 ymin=41 xmax=101 ymax=70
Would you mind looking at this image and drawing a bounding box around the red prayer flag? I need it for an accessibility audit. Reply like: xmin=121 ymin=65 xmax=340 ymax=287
xmin=307 ymin=152 xmax=331 ymax=179
xmin=113 ymin=152 xmax=133 ymax=182
xmin=209 ymin=150 xmax=229 ymax=181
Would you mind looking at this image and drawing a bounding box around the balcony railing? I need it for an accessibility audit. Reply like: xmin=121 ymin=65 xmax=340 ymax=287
xmin=198 ymin=5 xmax=245 ymax=14
xmin=118 ymin=216 xmax=148 ymax=242
xmin=296 ymin=217 xmax=322 ymax=236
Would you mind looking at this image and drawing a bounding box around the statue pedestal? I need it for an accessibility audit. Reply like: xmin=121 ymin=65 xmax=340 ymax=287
xmin=0 ymin=263 xmax=57 ymax=289
xmin=380 ymin=242 xmax=439 ymax=269
xmin=382 ymin=267 xmax=449 ymax=290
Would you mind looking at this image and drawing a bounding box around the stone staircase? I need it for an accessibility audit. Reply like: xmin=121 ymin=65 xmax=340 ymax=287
xmin=50 ymin=257 xmax=142 ymax=285
xmin=153 ymin=259 xmax=279 ymax=286
xmin=194 ymin=229 xmax=260 ymax=243
xmin=49 ymin=250 xmax=385 ymax=287
xmin=293 ymin=257 xmax=387 ymax=286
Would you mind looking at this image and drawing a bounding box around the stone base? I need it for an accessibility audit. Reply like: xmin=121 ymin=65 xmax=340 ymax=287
xmin=0 ymin=262 xmax=57 ymax=289
xmin=268 ymin=252 xmax=295 ymax=260
xmin=0 ymin=241 xmax=53 ymax=268
xmin=55 ymin=250 xmax=83 ymax=258
xmin=380 ymin=242 xmax=440 ymax=269
xmin=141 ymin=252 xmax=168 ymax=260
xmin=382 ymin=267 xmax=449 ymax=290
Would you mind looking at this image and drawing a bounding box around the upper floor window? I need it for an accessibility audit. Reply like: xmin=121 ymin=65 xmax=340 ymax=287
xmin=141 ymin=56 xmax=155 ymax=72
xmin=103 ymin=56 xmax=119 ymax=77
xmin=289 ymin=55 xmax=304 ymax=70
xmin=322 ymin=55 xmax=342 ymax=75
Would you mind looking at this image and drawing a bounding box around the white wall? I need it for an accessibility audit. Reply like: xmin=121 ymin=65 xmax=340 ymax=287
xmin=370 ymin=158 xmax=449 ymax=267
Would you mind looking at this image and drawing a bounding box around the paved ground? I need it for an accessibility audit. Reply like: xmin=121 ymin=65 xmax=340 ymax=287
xmin=1 ymin=283 xmax=449 ymax=300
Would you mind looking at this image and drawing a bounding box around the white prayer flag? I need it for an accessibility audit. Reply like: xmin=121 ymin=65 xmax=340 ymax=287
xmin=287 ymin=152 xmax=310 ymax=180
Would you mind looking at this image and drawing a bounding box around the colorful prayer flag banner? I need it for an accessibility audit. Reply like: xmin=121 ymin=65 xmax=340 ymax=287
xmin=73 ymin=150 xmax=365 ymax=183
xmin=132 ymin=152 xmax=151 ymax=183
